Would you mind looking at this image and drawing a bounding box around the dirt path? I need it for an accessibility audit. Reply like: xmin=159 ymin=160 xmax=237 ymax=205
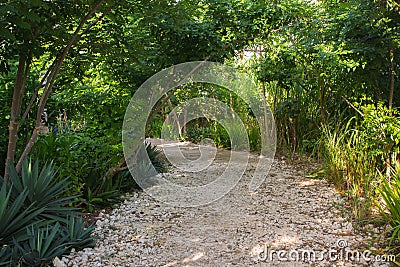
xmin=61 ymin=142 xmax=390 ymax=267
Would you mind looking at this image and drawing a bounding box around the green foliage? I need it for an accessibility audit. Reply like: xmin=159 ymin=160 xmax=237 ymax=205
xmin=31 ymin=132 xmax=123 ymax=211
xmin=359 ymin=103 xmax=400 ymax=161
xmin=10 ymin=217 xmax=94 ymax=266
xmin=83 ymin=186 xmax=122 ymax=213
xmin=31 ymin=132 xmax=168 ymax=212
xmin=0 ymin=159 xmax=94 ymax=267
xmin=145 ymin=142 xmax=168 ymax=174
xmin=318 ymin=105 xmax=400 ymax=219
xmin=0 ymin=247 xmax=11 ymax=266
xmin=379 ymin=166 xmax=400 ymax=246
xmin=185 ymin=126 xmax=213 ymax=144
xmin=246 ymin=118 xmax=261 ymax=152
xmin=212 ymin=124 xmax=230 ymax=149
xmin=319 ymin=122 xmax=375 ymax=219
xmin=64 ymin=216 xmax=94 ymax=250
xmin=14 ymin=223 xmax=71 ymax=266
xmin=8 ymin=159 xmax=77 ymax=222
xmin=181 ymin=119 xmax=260 ymax=152
xmin=0 ymin=182 xmax=43 ymax=244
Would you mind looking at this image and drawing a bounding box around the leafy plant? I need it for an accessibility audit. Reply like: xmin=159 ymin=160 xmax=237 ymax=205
xmin=0 ymin=246 xmax=11 ymax=266
xmin=6 ymin=159 xmax=77 ymax=222
xmin=14 ymin=223 xmax=70 ymax=266
xmin=318 ymin=121 xmax=373 ymax=219
xmin=0 ymin=159 xmax=94 ymax=267
xmin=145 ymin=141 xmax=168 ymax=173
xmin=379 ymin=166 xmax=400 ymax=246
xmin=64 ymin=216 xmax=95 ymax=250
xmin=83 ymin=186 xmax=121 ymax=213
xmin=185 ymin=126 xmax=213 ymax=144
xmin=0 ymin=182 xmax=43 ymax=247
xmin=31 ymin=132 xmax=125 ymax=211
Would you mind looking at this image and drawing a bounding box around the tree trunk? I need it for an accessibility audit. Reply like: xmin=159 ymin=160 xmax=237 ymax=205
xmin=183 ymin=109 xmax=187 ymax=134
xmin=389 ymin=46 xmax=395 ymax=116
xmin=386 ymin=46 xmax=396 ymax=178
xmin=261 ymin=82 xmax=269 ymax=144
xmin=4 ymin=49 xmax=31 ymax=180
xmin=166 ymin=98 xmax=182 ymax=139
xmin=272 ymin=82 xmax=278 ymax=115
xmin=319 ymin=76 xmax=326 ymax=125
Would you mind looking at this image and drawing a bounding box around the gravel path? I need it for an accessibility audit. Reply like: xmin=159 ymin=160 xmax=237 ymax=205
xmin=60 ymin=142 xmax=391 ymax=267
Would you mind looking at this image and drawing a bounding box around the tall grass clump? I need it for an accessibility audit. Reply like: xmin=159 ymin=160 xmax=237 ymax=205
xmin=319 ymin=121 xmax=375 ymax=219
xmin=319 ymin=104 xmax=400 ymax=220
xmin=379 ymin=165 xmax=400 ymax=259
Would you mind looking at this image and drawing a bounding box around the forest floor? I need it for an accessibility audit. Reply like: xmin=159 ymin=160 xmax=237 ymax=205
xmin=60 ymin=141 xmax=392 ymax=267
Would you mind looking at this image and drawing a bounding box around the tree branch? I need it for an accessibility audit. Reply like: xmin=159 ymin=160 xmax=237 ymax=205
xmin=21 ymin=60 xmax=56 ymax=124
xmin=341 ymin=95 xmax=364 ymax=117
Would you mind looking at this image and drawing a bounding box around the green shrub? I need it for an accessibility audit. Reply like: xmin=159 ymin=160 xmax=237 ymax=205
xmin=212 ymin=123 xmax=230 ymax=148
xmin=319 ymin=122 xmax=376 ymax=219
xmin=246 ymin=118 xmax=261 ymax=152
xmin=32 ymin=133 xmax=122 ymax=194
xmin=31 ymin=132 xmax=126 ymax=211
xmin=185 ymin=126 xmax=213 ymax=144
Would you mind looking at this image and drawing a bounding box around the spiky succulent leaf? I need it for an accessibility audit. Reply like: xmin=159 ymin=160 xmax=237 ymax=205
xmin=0 ymin=182 xmax=44 ymax=243
xmin=6 ymin=159 xmax=79 ymax=222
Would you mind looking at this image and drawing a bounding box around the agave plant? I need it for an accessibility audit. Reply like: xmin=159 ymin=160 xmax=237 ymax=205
xmin=0 ymin=182 xmax=44 ymax=245
xmin=13 ymin=223 xmax=70 ymax=266
xmin=64 ymin=216 xmax=95 ymax=249
xmin=145 ymin=141 xmax=167 ymax=173
xmin=0 ymin=242 xmax=12 ymax=266
xmin=0 ymin=159 xmax=94 ymax=267
xmin=5 ymin=159 xmax=77 ymax=222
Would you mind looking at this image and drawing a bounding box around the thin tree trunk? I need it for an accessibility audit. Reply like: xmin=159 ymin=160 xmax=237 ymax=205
xmin=166 ymin=98 xmax=182 ymax=139
xmin=229 ymin=90 xmax=233 ymax=109
xmin=4 ymin=47 xmax=31 ymax=179
xmin=21 ymin=61 xmax=55 ymax=123
xmin=389 ymin=46 xmax=395 ymax=116
xmin=261 ymin=82 xmax=269 ymax=145
xmin=272 ymin=82 xmax=278 ymax=114
xmin=183 ymin=109 xmax=187 ymax=134
xmin=386 ymin=46 xmax=395 ymax=178
xmin=319 ymin=76 xmax=326 ymax=125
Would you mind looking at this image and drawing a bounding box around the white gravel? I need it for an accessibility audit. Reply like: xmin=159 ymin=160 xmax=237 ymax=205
xmin=60 ymin=143 xmax=393 ymax=267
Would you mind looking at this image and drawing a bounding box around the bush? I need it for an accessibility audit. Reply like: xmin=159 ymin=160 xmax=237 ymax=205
xmin=32 ymin=132 xmax=122 ymax=194
xmin=0 ymin=159 xmax=94 ymax=266
xmin=31 ymin=132 xmax=126 ymax=211
xmin=185 ymin=126 xmax=213 ymax=144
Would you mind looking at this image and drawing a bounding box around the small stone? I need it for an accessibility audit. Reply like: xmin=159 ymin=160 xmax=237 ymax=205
xmin=53 ymin=257 xmax=66 ymax=267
